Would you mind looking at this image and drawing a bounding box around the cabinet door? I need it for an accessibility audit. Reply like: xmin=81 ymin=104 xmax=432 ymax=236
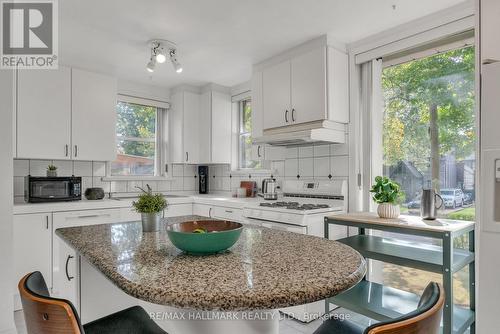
xmin=251 ymin=72 xmax=264 ymax=138
xmin=193 ymin=204 xmax=213 ymax=217
xmin=169 ymin=91 xmax=184 ymax=164
xmin=183 ymin=91 xmax=200 ymax=164
xmin=52 ymin=209 xmax=121 ymax=308
xmin=13 ymin=213 xmax=51 ymax=310
xmin=211 ymin=91 xmax=232 ymax=164
xmin=291 ymin=48 xmax=327 ymax=124
xmin=263 ymin=60 xmax=291 ymax=129
xmin=481 ymin=0 xmax=500 ymax=64
xmin=17 ymin=67 xmax=71 ymax=160
xmin=165 ymin=204 xmax=193 ymax=217
xmin=198 ymin=91 xmax=212 ymax=163
xmin=251 ymin=144 xmax=266 ymax=161
xmin=72 ymin=68 xmax=117 ymax=161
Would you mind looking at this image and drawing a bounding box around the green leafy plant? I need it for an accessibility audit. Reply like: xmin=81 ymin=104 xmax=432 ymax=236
xmin=370 ymin=176 xmax=405 ymax=204
xmin=132 ymin=184 xmax=167 ymax=214
xmin=47 ymin=164 xmax=57 ymax=171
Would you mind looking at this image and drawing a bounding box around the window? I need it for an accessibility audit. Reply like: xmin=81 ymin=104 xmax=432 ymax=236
xmin=238 ymin=99 xmax=260 ymax=169
xmin=382 ymin=45 xmax=476 ymax=221
xmin=111 ymin=101 xmax=164 ymax=176
xmin=375 ymin=45 xmax=475 ymax=307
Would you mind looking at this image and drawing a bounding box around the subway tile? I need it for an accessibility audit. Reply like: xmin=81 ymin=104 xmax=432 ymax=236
xmin=222 ymin=177 xmax=231 ymax=191
xmin=29 ymin=160 xmax=53 ymax=176
xmin=81 ymin=177 xmax=92 ymax=193
xmin=298 ymin=146 xmax=313 ymax=158
xmin=184 ymin=165 xmax=196 ymax=177
xmin=298 ymin=158 xmax=313 ymax=177
xmin=271 ymin=160 xmax=285 ymax=177
xmin=110 ymin=181 xmax=127 ymax=193
xmin=143 ymin=181 xmax=158 ymax=192
xmin=221 ymin=164 xmax=231 ymax=176
xmin=313 ymin=144 xmax=330 ymax=157
xmin=92 ymin=177 xmax=110 ymax=193
xmin=331 ymin=141 xmax=349 ymax=156
xmin=157 ymin=180 xmax=171 ymax=192
xmin=172 ymin=164 xmax=184 ymax=177
xmin=127 ymin=181 xmax=143 ymax=192
xmin=52 ymin=160 xmax=73 ymax=176
xmin=170 ymin=177 xmax=184 ymax=191
xmin=285 ymin=147 xmax=298 ymax=159
xmin=284 ymin=159 xmax=298 ymax=177
xmin=14 ymin=177 xmax=24 ymax=197
xmin=314 ymin=156 xmax=330 ymax=178
xmin=331 ymin=156 xmax=349 ymax=177
xmin=92 ymin=161 xmax=106 ymax=177
xmin=14 ymin=159 xmax=29 ymax=177
xmin=184 ymin=176 xmax=196 ymax=191
xmin=74 ymin=161 xmax=93 ymax=177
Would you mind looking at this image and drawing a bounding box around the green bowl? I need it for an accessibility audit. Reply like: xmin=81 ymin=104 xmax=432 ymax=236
xmin=166 ymin=220 xmax=243 ymax=255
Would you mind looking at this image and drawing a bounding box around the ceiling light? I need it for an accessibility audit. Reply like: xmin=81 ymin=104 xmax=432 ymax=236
xmin=170 ymin=49 xmax=183 ymax=73
xmin=146 ymin=58 xmax=156 ymax=73
xmin=147 ymin=39 xmax=182 ymax=74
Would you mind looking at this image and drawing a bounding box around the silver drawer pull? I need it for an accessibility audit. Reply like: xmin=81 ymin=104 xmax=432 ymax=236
xmin=76 ymin=214 xmax=109 ymax=219
xmin=225 ymin=210 xmax=233 ymax=213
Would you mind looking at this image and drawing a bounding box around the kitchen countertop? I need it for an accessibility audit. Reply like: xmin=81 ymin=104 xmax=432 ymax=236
xmin=13 ymin=193 xmax=266 ymax=215
xmin=56 ymin=215 xmax=366 ymax=311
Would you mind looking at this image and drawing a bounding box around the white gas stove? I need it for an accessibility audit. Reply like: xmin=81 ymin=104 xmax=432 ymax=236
xmin=243 ymin=180 xmax=347 ymax=236
xmin=243 ymin=179 xmax=348 ymax=322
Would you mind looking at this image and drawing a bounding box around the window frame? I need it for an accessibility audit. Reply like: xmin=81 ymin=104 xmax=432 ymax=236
xmin=104 ymin=95 xmax=170 ymax=181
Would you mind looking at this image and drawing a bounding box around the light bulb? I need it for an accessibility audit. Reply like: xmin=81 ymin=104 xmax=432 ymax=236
xmin=170 ymin=49 xmax=182 ymax=73
xmin=174 ymin=63 xmax=183 ymax=73
xmin=156 ymin=53 xmax=166 ymax=63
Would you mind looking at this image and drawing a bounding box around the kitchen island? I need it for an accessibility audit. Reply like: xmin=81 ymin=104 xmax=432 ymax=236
xmin=56 ymin=215 xmax=366 ymax=334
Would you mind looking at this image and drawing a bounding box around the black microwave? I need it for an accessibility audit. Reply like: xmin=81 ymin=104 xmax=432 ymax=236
xmin=25 ymin=176 xmax=82 ymax=203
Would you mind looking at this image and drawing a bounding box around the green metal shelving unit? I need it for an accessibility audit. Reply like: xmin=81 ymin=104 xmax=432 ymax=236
xmin=324 ymin=213 xmax=475 ymax=334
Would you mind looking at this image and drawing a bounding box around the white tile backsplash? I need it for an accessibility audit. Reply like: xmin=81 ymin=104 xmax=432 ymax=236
xmin=92 ymin=161 xmax=106 ymax=177
xmin=184 ymin=165 xmax=196 ymax=177
xmin=127 ymin=180 xmax=143 ymax=192
xmin=285 ymin=159 xmax=298 ymax=177
xmin=314 ymin=156 xmax=330 ymax=178
xmin=285 ymin=147 xmax=298 ymax=159
xmin=14 ymin=177 xmax=24 ymax=197
xmin=331 ymin=156 xmax=349 ymax=177
xmin=14 ymin=159 xmax=29 ymax=177
xmin=172 ymin=164 xmax=184 ymax=177
xmin=298 ymin=146 xmax=313 ymax=158
xmin=298 ymin=158 xmax=313 ymax=177
xmin=110 ymin=181 xmax=127 ymax=193
xmin=313 ymin=144 xmax=330 ymax=157
xmin=74 ymin=161 xmax=93 ymax=177
xmin=29 ymin=160 xmax=52 ymax=176
xmin=93 ymin=176 xmax=110 ymax=193
xmin=54 ymin=160 xmax=74 ymax=176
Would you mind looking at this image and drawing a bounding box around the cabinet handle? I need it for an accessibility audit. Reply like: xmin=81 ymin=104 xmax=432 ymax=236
xmin=74 ymin=145 xmax=78 ymax=158
xmin=65 ymin=145 xmax=69 ymax=157
xmin=65 ymin=255 xmax=74 ymax=281
xmin=75 ymin=214 xmax=108 ymax=219
xmin=291 ymin=108 xmax=295 ymax=122
xmin=257 ymin=146 xmax=261 ymax=158
xmin=225 ymin=210 xmax=233 ymax=214
xmin=285 ymin=110 xmax=289 ymax=123
xmin=208 ymin=208 xmax=212 ymax=218
xmin=186 ymin=152 xmax=189 ymax=162
xmin=45 ymin=216 xmax=49 ymax=229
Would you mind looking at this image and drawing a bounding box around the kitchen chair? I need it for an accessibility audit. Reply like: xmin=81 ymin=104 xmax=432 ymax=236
xmin=314 ymin=282 xmax=444 ymax=334
xmin=18 ymin=271 xmax=167 ymax=334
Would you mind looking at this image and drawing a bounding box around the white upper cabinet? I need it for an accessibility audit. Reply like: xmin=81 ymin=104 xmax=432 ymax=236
xmin=251 ymin=71 xmax=264 ymax=138
xmin=263 ymin=60 xmax=291 ymax=129
xmin=481 ymin=0 xmax=500 ymax=64
xmin=291 ymin=47 xmax=327 ymax=124
xmin=72 ymin=69 xmax=117 ymax=161
xmin=256 ymin=41 xmax=349 ymax=132
xmin=169 ymin=91 xmax=184 ymax=164
xmin=15 ymin=66 xmax=117 ymax=161
xmin=210 ymin=91 xmax=232 ymax=164
xmin=17 ymin=67 xmax=72 ymax=160
xmin=183 ymin=91 xmax=200 ymax=164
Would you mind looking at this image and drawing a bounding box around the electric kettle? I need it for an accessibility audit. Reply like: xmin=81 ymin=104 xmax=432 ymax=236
xmin=261 ymin=178 xmax=278 ymax=200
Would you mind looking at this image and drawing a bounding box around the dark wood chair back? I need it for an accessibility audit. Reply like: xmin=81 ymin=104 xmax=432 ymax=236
xmin=366 ymin=282 xmax=445 ymax=334
xmin=18 ymin=271 xmax=84 ymax=334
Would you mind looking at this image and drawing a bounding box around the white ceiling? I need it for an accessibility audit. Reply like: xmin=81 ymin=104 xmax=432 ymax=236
xmin=59 ymin=0 xmax=466 ymax=90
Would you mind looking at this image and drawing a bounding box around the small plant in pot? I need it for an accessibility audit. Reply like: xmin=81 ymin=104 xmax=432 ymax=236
xmin=47 ymin=164 xmax=58 ymax=177
xmin=370 ymin=176 xmax=405 ymax=219
xmin=132 ymin=184 xmax=168 ymax=232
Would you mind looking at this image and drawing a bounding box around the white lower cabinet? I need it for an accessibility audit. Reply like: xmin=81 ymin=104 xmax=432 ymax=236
xmin=193 ymin=203 xmax=213 ymax=217
xmin=193 ymin=203 xmax=243 ymax=222
xmin=13 ymin=213 xmax=52 ymax=310
xmin=52 ymin=209 xmax=121 ymax=311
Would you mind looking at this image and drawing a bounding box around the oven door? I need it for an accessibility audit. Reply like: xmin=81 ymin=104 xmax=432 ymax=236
xmin=28 ymin=179 xmax=77 ymax=202
xmin=246 ymin=218 xmax=307 ymax=234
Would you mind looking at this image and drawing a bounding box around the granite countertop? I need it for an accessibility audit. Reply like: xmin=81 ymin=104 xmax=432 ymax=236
xmin=56 ymin=215 xmax=366 ymax=311
xmin=326 ymin=212 xmax=475 ymax=233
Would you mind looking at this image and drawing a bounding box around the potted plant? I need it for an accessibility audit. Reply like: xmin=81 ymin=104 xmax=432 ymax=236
xmin=370 ymin=176 xmax=405 ymax=219
xmin=132 ymin=184 xmax=168 ymax=232
xmin=47 ymin=164 xmax=58 ymax=177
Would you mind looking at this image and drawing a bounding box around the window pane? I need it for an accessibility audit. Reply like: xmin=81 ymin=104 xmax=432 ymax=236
xmin=239 ymin=134 xmax=260 ymax=169
xmin=382 ymin=46 xmax=475 ymax=221
xmin=112 ymin=102 xmax=157 ymax=176
xmin=240 ymin=100 xmax=252 ymax=133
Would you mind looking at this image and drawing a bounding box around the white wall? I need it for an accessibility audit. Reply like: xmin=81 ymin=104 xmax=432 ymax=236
xmin=0 ymin=70 xmax=15 ymax=332
xmin=117 ymin=79 xmax=170 ymax=102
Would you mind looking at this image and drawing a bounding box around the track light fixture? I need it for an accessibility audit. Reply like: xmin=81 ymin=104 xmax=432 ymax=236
xmin=146 ymin=39 xmax=182 ymax=73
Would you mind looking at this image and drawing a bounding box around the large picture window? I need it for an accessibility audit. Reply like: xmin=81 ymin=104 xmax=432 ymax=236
xmin=111 ymin=101 xmax=163 ymax=176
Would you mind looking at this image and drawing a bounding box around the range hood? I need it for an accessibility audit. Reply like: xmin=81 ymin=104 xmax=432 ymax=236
xmin=253 ymin=120 xmax=346 ymax=146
